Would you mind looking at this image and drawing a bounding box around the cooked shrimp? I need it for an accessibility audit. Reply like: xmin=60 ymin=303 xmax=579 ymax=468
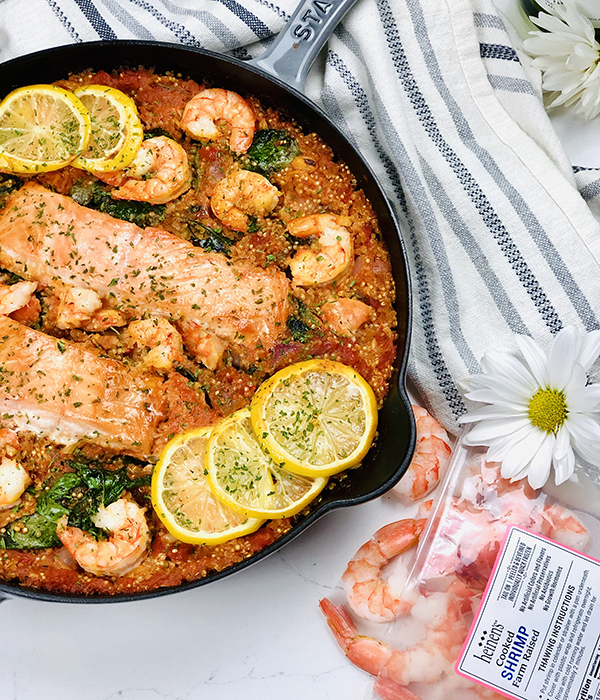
xmin=210 ymin=169 xmax=280 ymax=232
xmin=320 ymin=298 xmax=372 ymax=336
xmin=288 ymin=214 xmax=353 ymax=286
xmin=98 ymin=136 xmax=191 ymax=205
xmin=180 ymin=88 xmax=256 ymax=154
xmin=56 ymin=287 xmax=127 ymax=331
xmin=0 ymin=428 xmax=19 ymax=457
xmin=56 ymin=287 xmax=102 ymax=329
xmin=126 ymin=317 xmax=184 ymax=371
xmin=320 ymin=592 xmax=469 ymax=689
xmin=56 ymin=498 xmax=150 ymax=577
xmin=0 ymin=457 xmax=31 ymax=509
xmin=177 ymin=320 xmax=225 ymax=370
xmin=342 ymin=518 xmax=426 ymax=623
xmin=0 ymin=281 xmax=37 ymax=316
xmin=540 ymin=503 xmax=591 ymax=551
xmin=393 ymin=405 xmax=451 ymax=504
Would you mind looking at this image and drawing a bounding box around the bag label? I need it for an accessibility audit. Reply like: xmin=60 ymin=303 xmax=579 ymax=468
xmin=456 ymin=527 xmax=600 ymax=700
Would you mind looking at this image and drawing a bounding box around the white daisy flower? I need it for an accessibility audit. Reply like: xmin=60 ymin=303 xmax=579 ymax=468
xmin=522 ymin=4 xmax=600 ymax=119
xmin=458 ymin=326 xmax=600 ymax=489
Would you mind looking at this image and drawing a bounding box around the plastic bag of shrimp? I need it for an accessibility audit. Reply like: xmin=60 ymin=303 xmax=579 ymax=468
xmin=320 ymin=429 xmax=600 ymax=700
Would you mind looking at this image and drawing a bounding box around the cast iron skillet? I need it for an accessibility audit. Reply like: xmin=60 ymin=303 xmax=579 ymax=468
xmin=0 ymin=0 xmax=415 ymax=603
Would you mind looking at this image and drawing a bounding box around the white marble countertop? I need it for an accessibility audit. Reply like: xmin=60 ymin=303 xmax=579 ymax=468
xmin=0 ymin=492 xmax=411 ymax=700
xmin=2 ymin=2 xmax=598 ymax=699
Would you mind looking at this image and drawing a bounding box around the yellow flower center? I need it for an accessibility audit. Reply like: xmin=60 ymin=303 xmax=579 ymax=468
xmin=528 ymin=388 xmax=567 ymax=434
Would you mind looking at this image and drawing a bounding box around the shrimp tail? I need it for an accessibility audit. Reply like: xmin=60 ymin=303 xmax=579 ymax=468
xmin=374 ymin=677 xmax=424 ymax=700
xmin=374 ymin=517 xmax=426 ymax=559
xmin=319 ymin=598 xmax=391 ymax=677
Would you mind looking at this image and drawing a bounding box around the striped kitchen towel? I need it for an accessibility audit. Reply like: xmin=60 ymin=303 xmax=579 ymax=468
xmin=0 ymin=0 xmax=599 ymax=433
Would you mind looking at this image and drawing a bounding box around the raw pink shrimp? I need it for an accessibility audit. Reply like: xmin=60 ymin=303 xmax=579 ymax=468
xmin=56 ymin=498 xmax=150 ymax=577
xmin=540 ymin=503 xmax=591 ymax=551
xmin=180 ymin=88 xmax=256 ymax=154
xmin=393 ymin=405 xmax=451 ymax=504
xmin=321 ymin=592 xmax=469 ymax=689
xmin=419 ymin=466 xmax=591 ymax=591
xmin=211 ymin=169 xmax=280 ymax=232
xmin=342 ymin=518 xmax=426 ymax=623
xmin=288 ymin=213 xmax=353 ymax=286
xmin=97 ymin=136 xmax=191 ymax=204
xmin=320 ymin=298 xmax=372 ymax=336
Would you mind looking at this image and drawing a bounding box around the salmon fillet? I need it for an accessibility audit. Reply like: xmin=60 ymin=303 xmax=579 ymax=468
xmin=0 ymin=183 xmax=290 ymax=363
xmin=0 ymin=316 xmax=164 ymax=457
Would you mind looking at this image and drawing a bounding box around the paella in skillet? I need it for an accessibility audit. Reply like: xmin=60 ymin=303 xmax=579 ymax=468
xmin=0 ymin=67 xmax=397 ymax=596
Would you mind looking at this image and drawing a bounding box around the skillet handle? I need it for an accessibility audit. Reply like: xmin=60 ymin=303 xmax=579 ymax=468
xmin=247 ymin=0 xmax=359 ymax=92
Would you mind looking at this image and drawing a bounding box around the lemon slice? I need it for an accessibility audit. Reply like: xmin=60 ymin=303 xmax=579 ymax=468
xmin=250 ymin=359 xmax=378 ymax=478
xmin=0 ymin=84 xmax=91 ymax=173
xmin=152 ymin=426 xmax=264 ymax=545
xmin=72 ymin=85 xmax=144 ymax=172
xmin=206 ymin=407 xmax=328 ymax=519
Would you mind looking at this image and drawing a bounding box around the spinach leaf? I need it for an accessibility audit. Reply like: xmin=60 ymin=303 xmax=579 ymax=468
xmin=0 ymin=463 xmax=150 ymax=550
xmin=70 ymin=180 xmax=166 ymax=228
xmin=143 ymin=127 xmax=175 ymax=141
xmin=286 ymin=316 xmax=311 ymax=343
xmin=0 ymin=173 xmax=23 ymax=209
xmin=187 ymin=220 xmax=236 ymax=257
xmin=287 ymin=299 xmax=320 ymax=343
xmin=244 ymin=130 xmax=299 ymax=177
xmin=0 ymin=473 xmax=79 ymax=549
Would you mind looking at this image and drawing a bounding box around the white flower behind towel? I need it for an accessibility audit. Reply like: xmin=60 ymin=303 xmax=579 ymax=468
xmin=459 ymin=326 xmax=600 ymax=489
xmin=523 ymin=4 xmax=600 ymax=119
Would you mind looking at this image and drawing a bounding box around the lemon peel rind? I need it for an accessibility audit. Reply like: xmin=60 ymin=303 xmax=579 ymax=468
xmin=205 ymin=408 xmax=328 ymax=520
xmin=71 ymin=85 xmax=144 ymax=173
xmin=0 ymin=84 xmax=91 ymax=173
xmin=250 ymin=359 xmax=378 ymax=478
xmin=152 ymin=426 xmax=264 ymax=545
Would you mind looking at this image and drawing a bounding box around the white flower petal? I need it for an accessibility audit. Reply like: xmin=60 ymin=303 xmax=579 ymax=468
xmin=463 ymin=417 xmax=532 ymax=445
xmin=509 ymin=461 xmax=535 ymax=484
xmin=564 ymin=381 xmax=600 ymax=412
xmin=525 ymin=433 xmax=555 ymax=489
xmin=500 ymin=428 xmax=547 ymax=478
xmin=565 ymin=413 xmax=600 ymax=466
xmin=552 ymin=447 xmax=575 ymax=485
xmin=464 ymin=374 xmax=532 ymax=405
xmin=480 ymin=351 xmax=537 ymax=393
xmin=485 ymin=424 xmax=539 ymax=463
xmin=458 ymin=404 xmax=527 ymax=424
xmin=553 ymin=424 xmax=571 ymax=460
xmin=514 ymin=335 xmax=549 ymax=386
xmin=548 ymin=326 xmax=580 ymax=390
xmin=523 ymin=5 xmax=600 ymax=120
xmin=577 ymin=329 xmax=600 ymax=371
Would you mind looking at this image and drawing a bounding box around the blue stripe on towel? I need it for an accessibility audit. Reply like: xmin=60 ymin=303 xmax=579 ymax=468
xmin=473 ymin=13 xmax=505 ymax=30
xmin=479 ymin=43 xmax=519 ymax=61
xmin=98 ymin=0 xmax=155 ymax=39
xmin=215 ymin=0 xmax=273 ymax=39
xmin=73 ymin=0 xmax=117 ymax=39
xmin=380 ymin=0 xmax=562 ymax=333
xmin=125 ymin=0 xmax=201 ymax=45
xmin=404 ymin=0 xmax=600 ymax=332
xmin=45 ymin=0 xmax=81 ymax=41
xmin=324 ymin=51 xmax=468 ymax=417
